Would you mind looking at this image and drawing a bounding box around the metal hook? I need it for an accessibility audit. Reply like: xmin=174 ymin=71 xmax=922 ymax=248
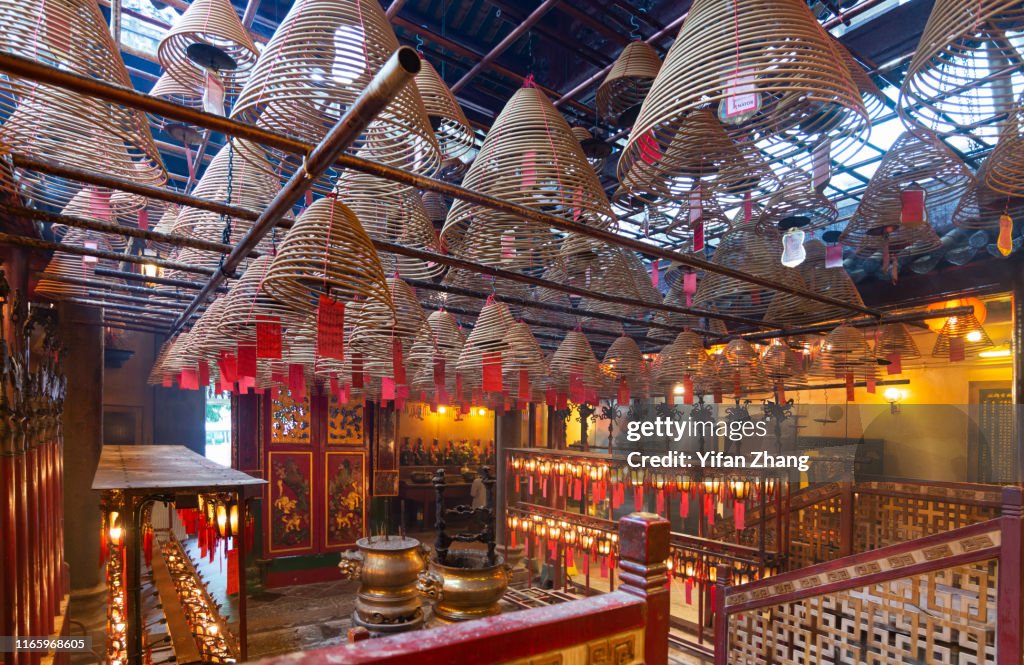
xmin=629 ymin=15 xmax=640 ymax=40
xmin=415 ymin=34 xmax=424 ymax=54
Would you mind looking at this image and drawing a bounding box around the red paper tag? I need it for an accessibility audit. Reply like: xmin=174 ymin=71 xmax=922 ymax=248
xmin=886 ymin=353 xmax=902 ymax=375
xmin=329 ymin=376 xmax=340 ymax=396
xmin=545 ymin=388 xmax=556 ymax=407
xmin=218 ymin=351 xmax=238 ymax=384
xmin=180 ymin=368 xmax=199 ymax=390
xmin=651 ymin=259 xmax=659 ymax=287
xmin=775 ymin=382 xmax=786 ymax=404
xmin=617 ymin=377 xmax=630 ymax=405
xmin=901 ymin=187 xmax=925 ymax=226
xmin=289 ymin=364 xmax=306 ymax=399
xmin=683 ymin=271 xmax=697 ymax=308
xmin=482 ymin=351 xmax=503 ymax=393
xmin=392 ymin=339 xmax=406 ymax=385
xmin=693 ymin=219 xmax=705 ymax=252
xmin=569 ymin=373 xmax=584 ymax=403
xmin=684 ymin=376 xmax=694 ymax=405
xmin=734 ymin=501 xmax=745 ymax=531
xmin=633 ymin=487 xmax=643 ymax=512
xmin=89 ymin=188 xmax=112 ymax=219
xmin=137 ymin=208 xmax=149 ymax=230
xmin=256 ymin=316 xmax=282 ymax=359
xmin=198 ymin=360 xmax=210 ymax=388
xmin=162 ymin=374 xmax=172 ymax=388
xmin=638 ymin=130 xmax=661 ymax=165
xmin=825 ymin=242 xmax=844 ymax=268
xmin=518 ymin=369 xmax=530 ymax=400
xmin=656 ymin=490 xmax=665 ymax=515
xmin=382 ymin=377 xmax=396 ymax=401
xmin=949 ymin=336 xmax=965 ymax=362
xmin=521 ymin=150 xmax=536 ymax=188
xmin=812 ymin=139 xmax=831 ymax=191
xmin=237 ymin=345 xmax=257 ymax=380
xmin=317 ymin=296 xmax=345 ymax=360
xmin=556 ymin=392 xmax=567 ymax=410
xmin=866 ymin=378 xmax=876 ymax=394
xmin=845 ymin=373 xmax=855 ymax=401
xmin=680 ymin=493 xmax=689 ymax=518
xmin=351 ymin=353 xmax=364 ymax=388
xmin=433 ymin=357 xmax=445 ymax=389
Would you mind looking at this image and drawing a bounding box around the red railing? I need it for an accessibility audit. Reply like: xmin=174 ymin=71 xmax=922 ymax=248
xmin=713 ymin=486 xmax=1024 ymax=665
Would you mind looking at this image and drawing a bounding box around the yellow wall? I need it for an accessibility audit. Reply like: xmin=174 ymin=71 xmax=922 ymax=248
xmin=397 ymin=402 xmax=496 ymax=447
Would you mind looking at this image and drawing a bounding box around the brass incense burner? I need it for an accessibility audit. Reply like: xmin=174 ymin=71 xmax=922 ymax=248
xmin=416 ymin=467 xmax=509 ymax=622
xmin=338 ymin=535 xmax=429 ymax=635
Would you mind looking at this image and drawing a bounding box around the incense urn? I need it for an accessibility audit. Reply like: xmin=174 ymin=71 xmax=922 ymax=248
xmin=338 ymin=535 xmax=429 ymax=634
xmin=416 ymin=550 xmax=511 ymax=622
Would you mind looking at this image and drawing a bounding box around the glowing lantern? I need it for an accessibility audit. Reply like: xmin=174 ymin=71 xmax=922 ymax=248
xmin=925 ymin=297 xmax=986 ymax=333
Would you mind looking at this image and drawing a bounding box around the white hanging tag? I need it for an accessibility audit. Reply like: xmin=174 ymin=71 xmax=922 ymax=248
xmin=203 ymin=70 xmax=226 ymax=117
xmin=719 ymin=68 xmax=760 ymax=124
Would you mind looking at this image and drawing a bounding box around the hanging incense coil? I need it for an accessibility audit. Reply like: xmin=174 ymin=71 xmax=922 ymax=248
xmin=597 ymin=40 xmax=662 ymax=126
xmin=414 ymin=58 xmax=475 ymax=163
xmin=232 ymin=0 xmax=439 ymax=186
xmin=441 ymin=85 xmax=615 ymax=274
xmin=602 ymin=336 xmax=645 ymax=385
xmin=571 ymin=127 xmax=607 ymax=173
xmin=872 ymin=323 xmax=921 ymax=373
xmin=757 ymin=174 xmax=838 ymax=232
xmin=694 ymin=217 xmax=809 ymax=323
xmin=187 ymin=297 xmax=238 ymax=362
xmin=148 ymin=339 xmax=175 ymax=385
xmin=408 ymin=310 xmax=466 ymax=397
xmin=953 ymin=158 xmax=1024 ymax=230
xmin=761 ymin=339 xmax=805 ymax=383
xmin=159 ymin=333 xmax=197 ymax=377
xmin=502 ymin=322 xmax=550 ymax=396
xmin=334 ymin=173 xmax=444 ymax=280
xmin=659 ymin=185 xmax=731 ymax=248
xmin=766 ymin=239 xmax=865 ymax=325
xmin=349 ymin=278 xmax=426 ymax=380
xmin=158 ymin=0 xmax=258 ymax=94
xmin=720 ymin=339 xmax=769 ymax=394
xmin=931 ymin=313 xmax=993 ymax=358
xmin=654 ymin=331 xmax=708 ymax=391
xmin=532 ymin=266 xmax=577 ymax=329
xmin=260 ymin=196 xmax=392 ymax=319
xmin=456 ymin=299 xmax=516 ymax=388
xmin=147 ymin=206 xmax=181 ymax=255
xmin=0 ymin=0 xmax=165 ymax=209
xmin=621 ymin=0 xmax=867 ymax=200
xmin=548 ymin=330 xmax=604 ymax=391
xmin=618 ymin=108 xmax=778 ymax=206
xmin=899 ymin=0 xmax=1024 ymax=142
xmin=692 ymin=353 xmax=724 ymax=397
xmin=35 ymin=229 xmax=121 ymax=300
xmin=841 ymin=130 xmax=968 ymax=259
xmin=984 ymin=102 xmax=1024 ymax=199
xmin=51 ymin=188 xmax=129 ymax=253
xmin=810 ymin=325 xmax=877 ymax=381
xmin=834 ymin=38 xmax=888 ymax=121
xmin=421 ymin=190 xmax=450 ymax=225
xmin=646 ymin=280 xmax=705 ymax=340
xmin=218 ymin=255 xmax=309 ymax=343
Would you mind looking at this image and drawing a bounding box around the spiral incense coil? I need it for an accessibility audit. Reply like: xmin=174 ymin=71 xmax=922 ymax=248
xmin=146 ymin=206 xmax=181 ymax=255
xmin=571 ymin=127 xmax=606 ymax=173
xmin=261 ymin=196 xmax=392 ymax=320
xmin=597 ymin=40 xmax=662 ymax=126
xmin=158 ymin=0 xmax=258 ymax=94
xmin=618 ymin=108 xmax=778 ymax=206
xmin=501 ymin=321 xmax=550 ymax=394
xmin=872 ymin=323 xmax=921 ymax=371
xmin=218 ymin=255 xmax=310 ymax=343
xmin=602 ymin=336 xmax=645 ymax=386
xmin=532 ymin=266 xmax=578 ymax=329
xmin=841 ymin=130 xmax=967 ymax=258
xmin=834 ymin=38 xmax=888 ymax=121
xmin=148 ymin=339 xmax=175 ymax=384
xmin=761 ymin=339 xmax=805 ymax=383
xmin=150 ymin=72 xmax=204 ymax=108
xmin=408 ymin=310 xmax=466 ymax=395
xmin=766 ymin=239 xmax=864 ymax=325
xmin=548 ymin=330 xmax=604 ymax=391
xmin=694 ymin=217 xmax=809 ymax=323
xmin=621 ymin=0 xmax=866 ymax=201
xmin=931 ymin=313 xmax=994 ymax=358
xmin=349 ymin=278 xmax=425 ymax=380
xmin=421 ymin=190 xmax=450 ymax=225
xmin=659 ymin=186 xmax=731 ymax=247
xmin=440 ymin=270 xmax=533 ymax=322
xmin=757 ymin=173 xmax=839 ymax=232
xmin=161 ymin=333 xmax=199 ymax=376
xmin=414 ymin=58 xmax=475 ymax=163
xmin=50 ymin=188 xmax=127 ymax=252
xmin=456 ymin=299 xmax=516 ymax=387
xmin=647 ymin=282 xmax=705 ymax=340
xmin=984 ymin=102 xmax=1024 ymax=199
xmin=654 ymin=331 xmax=708 ymax=390
xmin=899 ymin=0 xmax=1024 ymax=142
xmin=35 ymin=229 xmax=121 ymax=299
xmin=720 ymin=339 xmax=769 ymax=393
xmin=809 ymin=325 xmax=878 ymax=381
xmin=334 ymin=174 xmax=445 ymax=280
xmin=952 ymin=165 xmax=1024 ymax=231
xmin=441 ymin=85 xmax=615 ymax=274
xmin=692 ymin=352 xmax=724 ymax=397
xmin=0 ymin=0 xmax=165 ymax=209
xmin=232 ymin=0 xmax=439 ymax=185
xmin=186 ymin=297 xmax=237 ymax=362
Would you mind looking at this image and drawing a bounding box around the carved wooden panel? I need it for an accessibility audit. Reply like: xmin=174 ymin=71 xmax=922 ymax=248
xmin=854 ymin=490 xmax=998 ymax=554
xmin=502 ymin=628 xmax=642 ymax=665
xmin=726 ymin=558 xmax=999 ymax=665
xmin=270 ymin=388 xmax=312 ymax=445
xmin=324 ymin=451 xmax=366 ymax=550
xmin=266 ymin=451 xmax=314 ymax=554
xmin=326 ymin=394 xmax=364 ymax=446
xmin=787 ymin=494 xmax=844 ymax=570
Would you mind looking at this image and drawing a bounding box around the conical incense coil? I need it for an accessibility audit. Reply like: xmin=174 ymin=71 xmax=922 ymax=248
xmin=571 ymin=127 xmax=606 ymax=173
xmin=334 ymin=174 xmax=444 ymax=280
xmin=694 ymin=217 xmax=809 ymax=322
xmin=218 ymin=255 xmax=309 ymax=343
xmin=502 ymin=321 xmax=550 ymax=395
xmin=349 ymin=278 xmax=426 ymax=380
xmin=984 ymin=101 xmax=1024 ymax=199
xmin=0 ymin=0 xmax=165 ymax=209
xmin=187 ymin=297 xmax=237 ymax=362
xmin=809 ymin=324 xmax=878 ymax=381
xmin=953 ymin=159 xmax=1024 ymax=231
xmin=232 ymin=0 xmax=439 ymax=184
xmin=158 ymin=0 xmax=258 ymax=94
xmin=766 ymin=239 xmax=864 ymax=325
xmin=408 ymin=310 xmax=466 ymax=396
xmin=872 ymin=323 xmax=921 ymax=373
xmin=50 ymin=187 xmax=127 ymax=252
xmin=261 ymin=196 xmax=392 ymax=320
xmin=602 ymin=336 xmax=645 ymax=385
xmin=548 ymin=330 xmax=604 ymax=391
xmin=757 ymin=173 xmax=838 ymax=232
xmin=658 ymin=186 xmax=731 ymax=247
xmin=720 ymin=339 xmax=769 ymax=393
xmin=654 ymin=331 xmax=708 ymax=390
xmin=761 ymin=339 xmax=805 ymax=383
xmin=621 ymin=0 xmax=866 ymax=198
xmin=414 ymin=58 xmax=475 ymax=163
xmin=35 ymin=228 xmax=121 ymax=300
xmin=456 ymin=299 xmax=516 ymax=388
xmin=931 ymin=313 xmax=993 ymax=358
xmin=834 ymin=37 xmax=888 ymax=121
xmin=899 ymin=0 xmax=1024 ymax=143
xmin=597 ymin=40 xmax=662 ymax=125
xmin=441 ymin=85 xmax=615 ymax=273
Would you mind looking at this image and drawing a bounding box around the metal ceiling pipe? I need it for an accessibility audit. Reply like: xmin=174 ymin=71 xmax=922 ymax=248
xmin=78 ymin=290 xmax=190 ymax=309
xmin=241 ymin=0 xmax=262 ymax=28
xmin=0 ymin=232 xmax=216 ymax=275
xmin=735 ymin=306 xmax=976 ymax=343
xmin=450 ymin=0 xmax=564 ymax=93
xmin=385 ymin=0 xmax=407 ymax=19
xmin=34 ymin=272 xmax=196 ymax=301
xmin=57 ymin=298 xmax=182 ymax=317
xmin=170 ymin=45 xmax=423 ymax=332
xmin=10 ymin=154 xmax=258 ymax=222
xmin=0 ymin=50 xmax=879 ymax=321
xmin=93 ymin=268 xmax=228 ymax=292
xmin=1 ymin=203 xmax=251 ymax=257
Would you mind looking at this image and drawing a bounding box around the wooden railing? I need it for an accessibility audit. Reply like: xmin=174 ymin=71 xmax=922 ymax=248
xmin=713 ymin=486 xmax=1024 ymax=665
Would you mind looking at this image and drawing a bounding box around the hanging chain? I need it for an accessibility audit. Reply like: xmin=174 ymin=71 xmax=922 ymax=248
xmin=219 ymin=141 xmax=235 ymax=265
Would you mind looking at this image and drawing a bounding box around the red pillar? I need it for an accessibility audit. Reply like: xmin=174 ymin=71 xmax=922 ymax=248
xmin=1 ymin=451 xmax=17 ymax=665
xmin=27 ymin=445 xmax=42 ymax=665
xmin=14 ymin=449 xmax=30 ymax=665
xmin=998 ymin=486 xmax=1023 ymax=665
xmin=712 ymin=565 xmax=732 ymax=665
xmin=617 ymin=512 xmax=670 ymax=665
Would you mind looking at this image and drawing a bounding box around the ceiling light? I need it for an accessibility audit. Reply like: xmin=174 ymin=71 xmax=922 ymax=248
xmin=965 ymin=330 xmax=982 ymax=343
xmin=979 ymin=348 xmax=1011 ymax=359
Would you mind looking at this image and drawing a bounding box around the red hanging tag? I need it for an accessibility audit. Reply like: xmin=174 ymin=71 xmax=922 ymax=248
xmin=572 ymin=187 xmax=583 ymax=222
xmin=381 ymin=377 xmax=396 ymax=401
xmin=226 ymin=548 xmax=239 ymax=595
xmin=683 ymin=271 xmax=697 ymax=308
xmin=680 ymin=493 xmax=689 ymax=518
xmin=518 ymin=369 xmax=531 ymax=400
xmin=329 ymin=376 xmax=340 ymax=396
xmin=339 ymin=383 xmax=350 ymax=403
xmin=775 ymin=382 xmax=786 ymax=404
xmin=825 ymin=242 xmax=844 ymax=268
xmin=651 ymin=259 xmax=659 ymax=287
xmin=689 ymin=185 xmax=703 ymax=223
xmin=713 ymin=388 xmax=723 ymax=404
xmin=180 ymin=368 xmax=199 ymax=390
xmin=692 ymin=219 xmax=705 ymax=253
xmin=743 ymin=191 xmax=752 ymax=222
xmin=203 ymin=70 xmax=226 ymax=115
xmin=137 ymin=208 xmax=149 ymax=230
xmin=845 ymin=373 xmax=855 ymax=401
xmin=633 ymin=486 xmax=643 ymax=512
xmin=556 ymin=392 xmax=568 ymax=410
xmin=685 ymin=579 xmax=693 ymax=604
xmin=617 ymin=377 xmax=630 ymax=405
xmin=162 ymin=374 xmax=172 ymax=388
xmin=734 ymin=501 xmax=745 ymax=530
xmin=684 ymin=376 xmax=694 ymax=405
xmin=237 ymin=345 xmax=257 ymax=380
xmin=886 ymin=353 xmax=902 ymax=375
xmin=392 ymin=339 xmax=406 ymax=384
xmin=289 ymin=364 xmax=306 ymax=400
xmin=352 ymin=353 xmax=364 ymax=388
xmin=433 ymin=357 xmax=446 ymax=390
xmin=198 ymin=360 xmax=210 ymax=388
xmin=482 ymin=351 xmax=503 ymax=392
xmin=949 ymin=336 xmax=965 ymax=362
xmin=218 ymin=351 xmax=238 ymax=384
xmin=89 ymin=188 xmax=112 ymax=219
xmin=638 ymin=130 xmax=661 ymax=165
xmin=256 ymin=316 xmax=282 ymax=359
xmin=569 ymin=373 xmax=584 ymax=403
xmin=734 ymin=373 xmax=742 ymax=398
xmin=317 ymin=296 xmax=345 ymax=360
xmin=866 ymin=378 xmax=876 ymax=394
xmin=545 ymin=388 xmax=556 ymax=407
xmin=600 ymin=556 xmax=609 ymax=578
xmin=656 ymin=490 xmax=665 ymax=515
xmin=900 ymin=187 xmax=925 ymax=226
